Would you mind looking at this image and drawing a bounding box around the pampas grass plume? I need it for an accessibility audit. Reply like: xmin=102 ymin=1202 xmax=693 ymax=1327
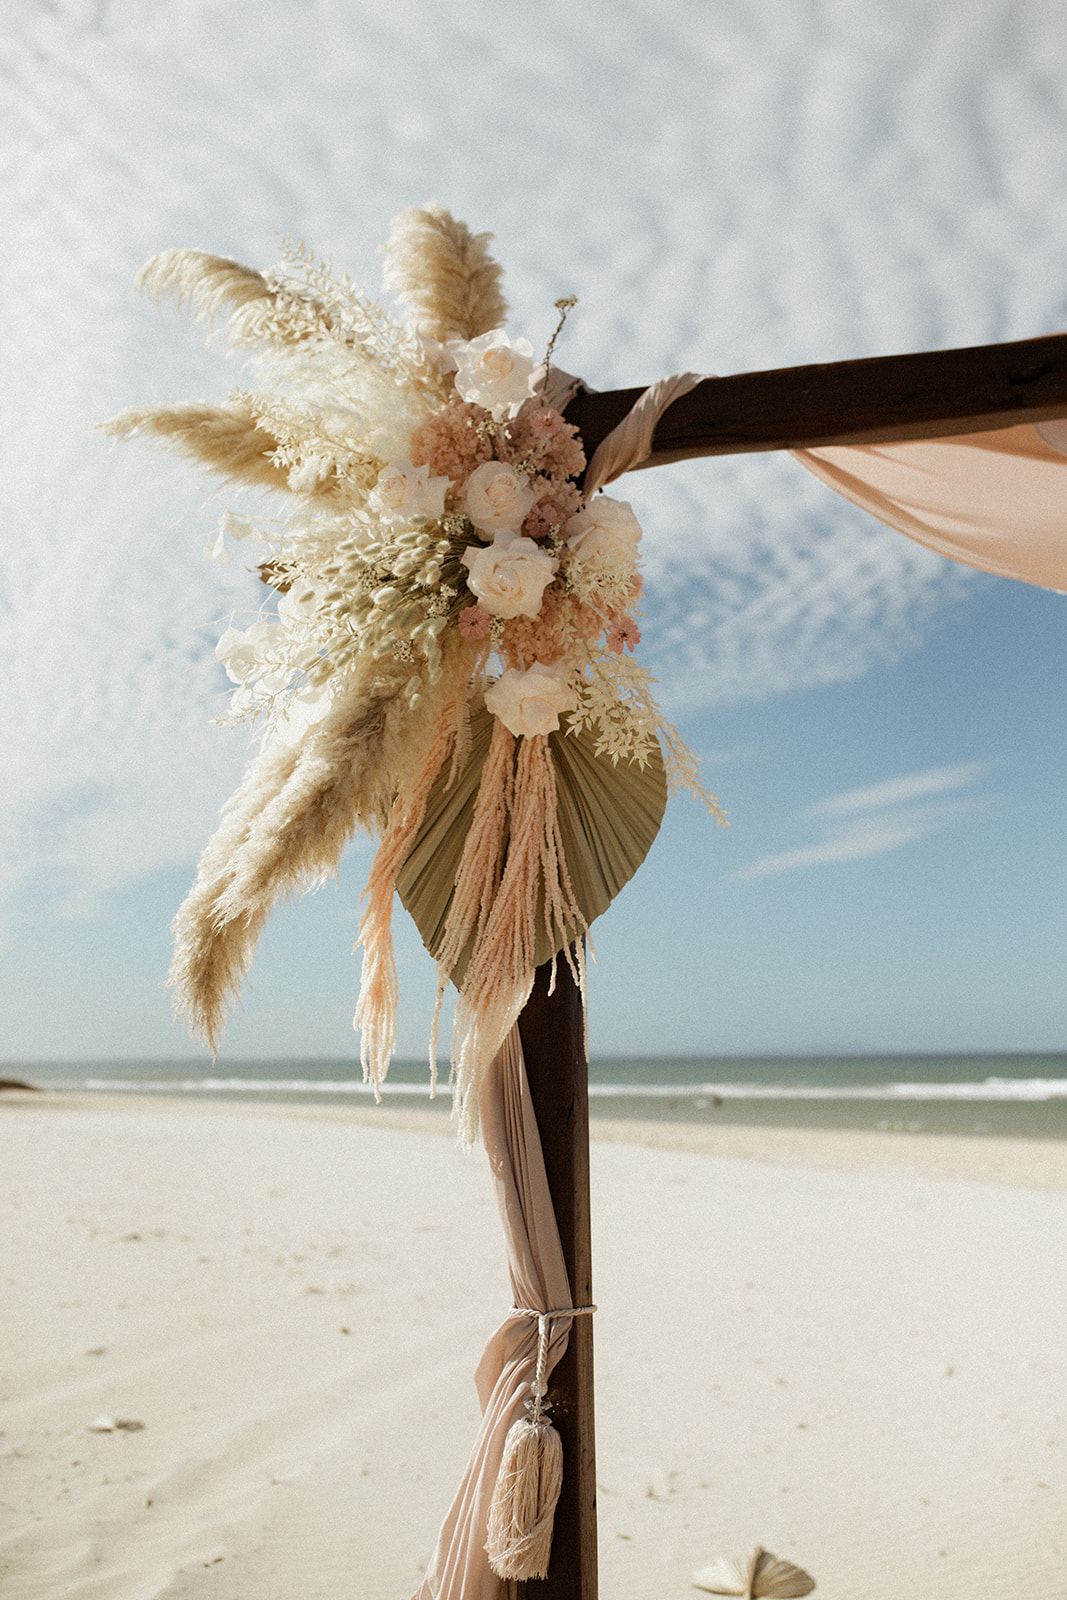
xmin=382 ymin=204 xmax=508 ymax=343
xmin=138 ymin=249 xmax=274 ymax=335
xmin=100 ymin=403 xmax=288 ymax=492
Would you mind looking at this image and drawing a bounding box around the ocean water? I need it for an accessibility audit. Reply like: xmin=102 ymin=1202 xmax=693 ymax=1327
xmin=7 ymin=1053 xmax=1067 ymax=1138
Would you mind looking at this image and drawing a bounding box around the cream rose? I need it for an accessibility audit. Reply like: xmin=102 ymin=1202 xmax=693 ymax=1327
xmin=564 ymin=496 xmax=643 ymax=570
xmin=215 ymin=619 xmax=284 ymax=687
xmin=451 ymin=329 xmax=538 ymax=420
xmin=462 ymin=460 xmax=538 ymax=537
xmin=485 ymin=661 xmax=577 ymax=738
xmin=461 ymin=534 xmax=558 ymax=619
xmin=368 ymin=459 xmax=450 ymax=525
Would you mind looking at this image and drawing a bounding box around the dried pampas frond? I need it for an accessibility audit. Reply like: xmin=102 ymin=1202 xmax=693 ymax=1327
xmin=170 ymin=660 xmax=414 ymax=1052
xmin=168 ymin=735 xmax=303 ymax=1053
xmin=448 ymin=733 xmax=587 ymax=1144
xmin=171 ymin=638 xmax=475 ymax=1055
xmin=138 ymin=250 xmax=275 ymax=336
xmin=100 ymin=403 xmax=289 ymax=493
xmin=692 ymin=1547 xmax=815 ymax=1599
xmin=382 ymin=204 xmax=508 ymax=344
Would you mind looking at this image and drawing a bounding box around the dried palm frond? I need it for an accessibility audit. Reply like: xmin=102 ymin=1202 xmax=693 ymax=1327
xmin=100 ymin=402 xmax=289 ymax=493
xmin=692 ymin=1547 xmax=815 ymax=1599
xmin=382 ymin=204 xmax=508 ymax=344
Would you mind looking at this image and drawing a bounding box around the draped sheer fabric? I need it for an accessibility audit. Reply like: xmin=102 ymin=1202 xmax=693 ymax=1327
xmin=415 ymin=1027 xmax=574 ymax=1600
xmin=793 ymin=424 xmax=1067 ymax=592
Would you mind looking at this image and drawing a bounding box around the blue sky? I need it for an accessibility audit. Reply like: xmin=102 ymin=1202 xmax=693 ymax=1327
xmin=3 ymin=0 xmax=1066 ymax=1062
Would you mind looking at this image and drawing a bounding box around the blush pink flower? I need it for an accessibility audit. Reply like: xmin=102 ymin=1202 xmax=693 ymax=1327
xmin=410 ymin=399 xmax=493 ymax=484
xmin=499 ymin=406 xmax=586 ymax=483
xmin=458 ymin=605 xmax=490 ymax=639
xmin=606 ymin=616 xmax=642 ymax=654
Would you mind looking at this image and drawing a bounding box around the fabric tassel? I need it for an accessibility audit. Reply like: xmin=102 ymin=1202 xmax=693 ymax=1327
xmin=484 ymin=1306 xmax=581 ymax=1582
xmin=484 ymin=1413 xmax=564 ymax=1582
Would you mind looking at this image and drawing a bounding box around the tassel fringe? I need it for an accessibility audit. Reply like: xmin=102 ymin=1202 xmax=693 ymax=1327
xmin=485 ymin=1417 xmax=563 ymax=1582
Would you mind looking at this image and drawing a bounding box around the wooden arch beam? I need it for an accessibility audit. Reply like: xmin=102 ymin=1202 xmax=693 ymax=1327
xmin=563 ymin=330 xmax=1067 ymax=467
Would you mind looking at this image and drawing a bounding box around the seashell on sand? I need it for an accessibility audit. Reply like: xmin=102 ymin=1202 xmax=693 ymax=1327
xmin=692 ymin=1545 xmax=815 ymax=1598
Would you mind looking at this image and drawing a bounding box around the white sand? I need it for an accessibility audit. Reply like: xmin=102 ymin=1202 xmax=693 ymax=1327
xmin=2 ymin=1092 xmax=1066 ymax=1600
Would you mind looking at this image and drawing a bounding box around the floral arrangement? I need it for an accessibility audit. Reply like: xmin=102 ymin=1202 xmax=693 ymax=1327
xmin=105 ymin=205 xmax=719 ymax=1141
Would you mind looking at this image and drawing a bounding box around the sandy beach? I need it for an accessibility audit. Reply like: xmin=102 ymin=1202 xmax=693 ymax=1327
xmin=3 ymin=1091 xmax=1066 ymax=1600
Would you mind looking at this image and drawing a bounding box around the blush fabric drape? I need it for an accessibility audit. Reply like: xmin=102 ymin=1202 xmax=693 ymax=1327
xmin=794 ymin=423 xmax=1067 ymax=593
xmin=415 ymin=1026 xmax=574 ymax=1600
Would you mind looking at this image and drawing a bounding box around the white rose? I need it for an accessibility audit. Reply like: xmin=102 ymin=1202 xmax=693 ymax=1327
xmin=216 ymin=617 xmax=316 ymax=699
xmin=485 ymin=661 xmax=577 ymax=738
xmin=215 ymin=620 xmax=283 ymax=686
xmin=461 ymin=535 xmax=558 ymax=619
xmin=462 ymin=461 xmax=538 ymax=536
xmin=564 ymin=496 xmax=643 ymax=570
xmin=450 ymin=329 xmax=538 ymax=420
xmin=368 ymin=459 xmax=450 ymax=524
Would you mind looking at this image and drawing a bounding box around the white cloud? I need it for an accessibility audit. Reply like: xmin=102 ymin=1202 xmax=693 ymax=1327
xmin=807 ymin=762 xmax=991 ymax=818
xmin=3 ymin=0 xmax=1065 ymax=927
xmin=732 ymin=765 xmax=991 ymax=881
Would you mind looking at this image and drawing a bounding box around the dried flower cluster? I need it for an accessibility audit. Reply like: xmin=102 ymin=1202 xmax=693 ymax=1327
xmin=105 ymin=204 xmax=719 ymax=1141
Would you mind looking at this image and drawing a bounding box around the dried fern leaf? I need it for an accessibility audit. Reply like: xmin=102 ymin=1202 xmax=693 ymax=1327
xmin=273 ymin=237 xmax=437 ymax=387
xmin=138 ymin=249 xmax=274 ymax=333
xmin=100 ymin=403 xmax=289 ymax=492
xmin=692 ymin=1546 xmax=815 ymax=1598
xmin=382 ymin=204 xmax=509 ymax=343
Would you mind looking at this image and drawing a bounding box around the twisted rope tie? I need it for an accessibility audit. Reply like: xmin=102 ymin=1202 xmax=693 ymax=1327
xmin=507 ymin=1304 xmax=597 ymax=1425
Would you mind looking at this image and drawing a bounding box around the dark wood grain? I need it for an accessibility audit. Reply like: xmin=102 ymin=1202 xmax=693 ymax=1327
xmin=564 ymin=330 xmax=1067 ymax=468
xmin=516 ymin=954 xmax=597 ymax=1600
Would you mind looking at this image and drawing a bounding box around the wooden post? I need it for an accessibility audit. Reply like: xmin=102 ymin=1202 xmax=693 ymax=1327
xmin=508 ymin=325 xmax=1067 ymax=1600
xmin=516 ymin=953 xmax=597 ymax=1600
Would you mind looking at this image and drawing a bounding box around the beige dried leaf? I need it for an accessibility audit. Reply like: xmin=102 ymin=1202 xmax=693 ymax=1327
xmin=692 ymin=1545 xmax=815 ymax=1598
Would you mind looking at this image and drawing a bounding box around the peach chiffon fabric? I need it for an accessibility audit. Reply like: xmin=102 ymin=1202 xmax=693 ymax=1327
xmin=795 ymin=423 xmax=1067 ymax=593
xmin=415 ymin=1027 xmax=573 ymax=1600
